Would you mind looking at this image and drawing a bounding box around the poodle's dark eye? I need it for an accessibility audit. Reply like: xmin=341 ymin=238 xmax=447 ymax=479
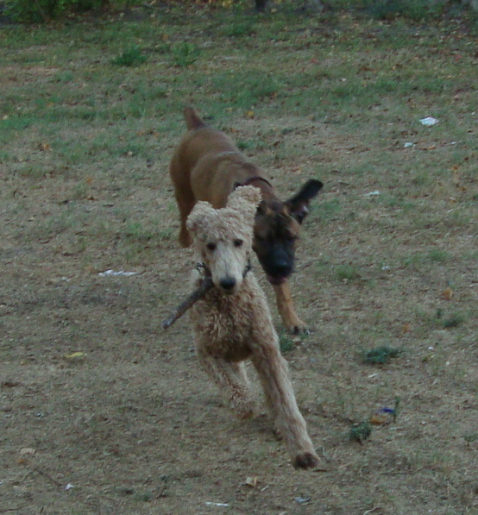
xmin=233 ymin=239 xmax=243 ymax=248
xmin=206 ymin=242 xmax=216 ymax=251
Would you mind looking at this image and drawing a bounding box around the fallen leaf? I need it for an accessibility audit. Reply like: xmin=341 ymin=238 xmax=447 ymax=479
xmin=245 ymin=476 xmax=258 ymax=488
xmin=442 ymin=288 xmax=453 ymax=301
xmin=63 ymin=352 xmax=86 ymax=362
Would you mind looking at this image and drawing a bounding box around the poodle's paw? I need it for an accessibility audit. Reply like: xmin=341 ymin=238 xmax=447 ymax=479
xmin=292 ymin=451 xmax=320 ymax=470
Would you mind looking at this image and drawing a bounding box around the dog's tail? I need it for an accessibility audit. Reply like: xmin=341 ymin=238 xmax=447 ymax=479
xmin=184 ymin=106 xmax=206 ymax=130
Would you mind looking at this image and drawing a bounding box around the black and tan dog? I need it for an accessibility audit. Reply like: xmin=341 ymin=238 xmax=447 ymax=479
xmin=169 ymin=107 xmax=323 ymax=333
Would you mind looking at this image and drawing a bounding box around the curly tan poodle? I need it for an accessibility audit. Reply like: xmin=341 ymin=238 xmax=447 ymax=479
xmin=186 ymin=186 xmax=319 ymax=469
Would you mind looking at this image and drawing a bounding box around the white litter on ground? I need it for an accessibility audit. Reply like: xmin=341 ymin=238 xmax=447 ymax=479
xmin=364 ymin=191 xmax=381 ymax=197
xmin=420 ymin=116 xmax=438 ymax=126
xmin=98 ymin=270 xmax=138 ymax=277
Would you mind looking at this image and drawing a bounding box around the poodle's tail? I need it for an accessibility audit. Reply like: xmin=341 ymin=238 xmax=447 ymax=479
xmin=184 ymin=106 xmax=206 ymax=130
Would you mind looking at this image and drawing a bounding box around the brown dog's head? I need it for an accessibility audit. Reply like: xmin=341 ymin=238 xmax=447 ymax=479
xmin=253 ymin=179 xmax=323 ymax=284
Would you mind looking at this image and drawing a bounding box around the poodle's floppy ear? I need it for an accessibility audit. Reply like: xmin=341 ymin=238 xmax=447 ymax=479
xmin=186 ymin=201 xmax=215 ymax=235
xmin=227 ymin=186 xmax=262 ymax=223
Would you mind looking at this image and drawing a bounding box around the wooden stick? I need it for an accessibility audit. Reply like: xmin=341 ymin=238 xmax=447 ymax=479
xmin=162 ymin=277 xmax=214 ymax=330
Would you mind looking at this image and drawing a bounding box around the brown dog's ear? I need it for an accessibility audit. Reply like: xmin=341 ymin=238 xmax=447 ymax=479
xmin=286 ymin=179 xmax=323 ymax=224
xmin=186 ymin=201 xmax=214 ymax=235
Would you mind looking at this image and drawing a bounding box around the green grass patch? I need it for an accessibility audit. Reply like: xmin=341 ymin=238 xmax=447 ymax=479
xmin=171 ymin=42 xmax=201 ymax=67
xmin=441 ymin=313 xmax=465 ymax=329
xmin=362 ymin=346 xmax=402 ymax=365
xmin=279 ymin=332 xmax=295 ymax=354
xmin=336 ymin=264 xmax=360 ymax=282
xmin=315 ymin=199 xmax=342 ymax=221
xmin=349 ymin=421 xmax=372 ymax=444
xmin=111 ymin=45 xmax=148 ymax=67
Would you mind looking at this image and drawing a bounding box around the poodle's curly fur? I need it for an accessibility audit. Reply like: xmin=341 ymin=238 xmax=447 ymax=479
xmin=187 ymin=186 xmax=319 ymax=469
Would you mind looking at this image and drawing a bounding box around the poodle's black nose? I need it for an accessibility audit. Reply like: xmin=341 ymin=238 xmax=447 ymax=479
xmin=220 ymin=277 xmax=236 ymax=291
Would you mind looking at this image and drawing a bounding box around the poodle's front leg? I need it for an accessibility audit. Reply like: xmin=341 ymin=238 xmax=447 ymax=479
xmin=251 ymin=341 xmax=319 ymax=469
xmin=196 ymin=347 xmax=256 ymax=420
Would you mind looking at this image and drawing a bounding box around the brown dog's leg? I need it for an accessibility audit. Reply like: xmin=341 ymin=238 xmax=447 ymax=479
xmin=169 ymin=147 xmax=197 ymax=247
xmin=273 ymin=281 xmax=307 ymax=334
xmin=175 ymin=192 xmax=195 ymax=247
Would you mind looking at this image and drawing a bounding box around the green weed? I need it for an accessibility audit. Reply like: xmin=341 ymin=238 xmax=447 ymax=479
xmin=133 ymin=490 xmax=154 ymax=502
xmin=428 ymin=249 xmax=449 ymax=263
xmin=349 ymin=421 xmax=372 ymax=444
xmin=336 ymin=264 xmax=360 ymax=282
xmin=442 ymin=313 xmax=464 ymax=329
xmin=362 ymin=346 xmax=402 ymax=365
xmin=224 ymin=21 xmax=256 ymax=38
xmin=171 ymin=42 xmax=200 ymax=67
xmin=237 ymin=139 xmax=267 ymax=151
xmin=111 ymin=45 xmax=147 ymax=67
xmin=463 ymin=433 xmax=478 ymax=443
xmin=279 ymin=332 xmax=295 ymax=354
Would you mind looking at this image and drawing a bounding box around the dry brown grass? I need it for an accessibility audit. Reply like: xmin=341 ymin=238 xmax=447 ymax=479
xmin=1 ymin=4 xmax=477 ymax=514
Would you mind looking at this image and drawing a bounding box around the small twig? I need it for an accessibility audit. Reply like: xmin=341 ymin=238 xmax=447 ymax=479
xmin=155 ymin=484 xmax=167 ymax=499
xmin=0 ymin=508 xmax=28 ymax=513
xmin=363 ymin=508 xmax=381 ymax=515
xmin=162 ymin=277 xmax=214 ymax=330
xmin=31 ymin=466 xmax=63 ymax=488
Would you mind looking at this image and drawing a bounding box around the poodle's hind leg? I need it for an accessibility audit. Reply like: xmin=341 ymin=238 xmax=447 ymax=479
xmin=197 ymin=350 xmax=257 ymax=420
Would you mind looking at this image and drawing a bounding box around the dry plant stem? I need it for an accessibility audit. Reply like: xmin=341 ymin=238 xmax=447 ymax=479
xmin=31 ymin=466 xmax=63 ymax=488
xmin=162 ymin=277 xmax=214 ymax=329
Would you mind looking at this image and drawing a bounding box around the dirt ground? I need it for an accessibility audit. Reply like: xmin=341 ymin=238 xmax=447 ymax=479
xmin=1 ymin=6 xmax=478 ymax=515
xmin=2 ymin=121 xmax=477 ymax=514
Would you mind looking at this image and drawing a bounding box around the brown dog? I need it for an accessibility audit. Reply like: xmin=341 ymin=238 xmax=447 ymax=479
xmin=169 ymin=107 xmax=322 ymax=333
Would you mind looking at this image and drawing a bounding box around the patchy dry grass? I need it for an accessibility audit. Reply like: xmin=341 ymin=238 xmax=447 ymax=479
xmin=1 ymin=3 xmax=477 ymax=515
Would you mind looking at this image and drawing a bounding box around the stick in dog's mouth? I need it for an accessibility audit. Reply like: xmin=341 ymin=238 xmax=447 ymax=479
xmin=162 ymin=277 xmax=214 ymax=330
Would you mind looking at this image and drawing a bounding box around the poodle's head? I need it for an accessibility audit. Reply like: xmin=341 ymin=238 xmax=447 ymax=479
xmin=187 ymin=186 xmax=262 ymax=294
